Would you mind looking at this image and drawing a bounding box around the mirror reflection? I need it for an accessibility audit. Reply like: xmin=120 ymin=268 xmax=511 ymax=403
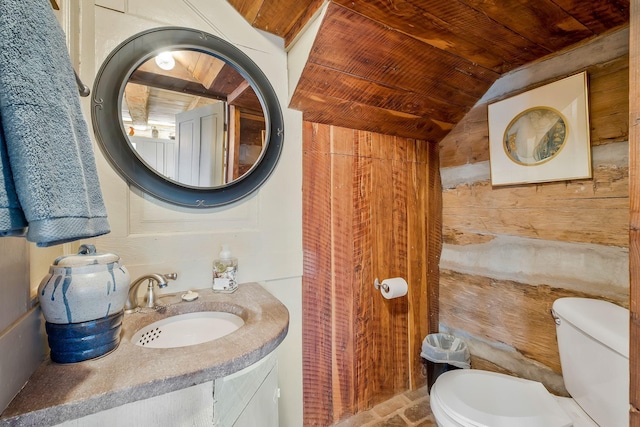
xmin=121 ymin=50 xmax=266 ymax=188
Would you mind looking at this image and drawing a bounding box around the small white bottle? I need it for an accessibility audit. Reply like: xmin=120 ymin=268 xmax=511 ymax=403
xmin=212 ymin=244 xmax=238 ymax=292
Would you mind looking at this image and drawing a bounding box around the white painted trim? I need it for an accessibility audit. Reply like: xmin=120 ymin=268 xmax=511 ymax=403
xmin=0 ymin=307 xmax=46 ymax=413
xmin=261 ymin=278 xmax=303 ymax=427
xmin=287 ymin=2 xmax=329 ymax=103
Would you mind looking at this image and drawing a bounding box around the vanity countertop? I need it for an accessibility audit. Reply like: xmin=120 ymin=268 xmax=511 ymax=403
xmin=0 ymin=283 xmax=289 ymax=427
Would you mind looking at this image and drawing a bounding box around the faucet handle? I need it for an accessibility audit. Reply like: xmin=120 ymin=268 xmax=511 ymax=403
xmin=157 ymin=272 xmax=177 ymax=289
xmin=143 ymin=273 xmax=175 ymax=308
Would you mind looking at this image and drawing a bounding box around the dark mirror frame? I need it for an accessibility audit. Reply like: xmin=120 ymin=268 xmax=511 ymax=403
xmin=91 ymin=27 xmax=284 ymax=208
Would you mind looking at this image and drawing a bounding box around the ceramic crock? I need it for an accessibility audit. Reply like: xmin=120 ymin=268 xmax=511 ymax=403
xmin=45 ymin=311 xmax=124 ymax=363
xmin=38 ymin=244 xmax=131 ymax=325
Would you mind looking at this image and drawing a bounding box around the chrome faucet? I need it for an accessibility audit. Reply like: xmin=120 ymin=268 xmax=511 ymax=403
xmin=125 ymin=273 xmax=177 ymax=313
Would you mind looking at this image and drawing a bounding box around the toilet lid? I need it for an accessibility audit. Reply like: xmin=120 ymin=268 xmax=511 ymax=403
xmin=432 ymin=370 xmax=573 ymax=427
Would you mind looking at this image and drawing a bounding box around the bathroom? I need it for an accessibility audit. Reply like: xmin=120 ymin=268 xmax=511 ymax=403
xmin=0 ymin=0 xmax=635 ymax=426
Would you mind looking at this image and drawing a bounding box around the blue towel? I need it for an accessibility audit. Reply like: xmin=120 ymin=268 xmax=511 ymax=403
xmin=0 ymin=117 xmax=27 ymax=236
xmin=0 ymin=0 xmax=110 ymax=246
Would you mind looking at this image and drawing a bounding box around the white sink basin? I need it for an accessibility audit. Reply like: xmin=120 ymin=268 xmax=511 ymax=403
xmin=131 ymin=311 xmax=244 ymax=348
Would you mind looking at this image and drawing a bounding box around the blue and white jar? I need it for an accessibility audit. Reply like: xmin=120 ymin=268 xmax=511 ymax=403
xmin=38 ymin=244 xmax=130 ymax=325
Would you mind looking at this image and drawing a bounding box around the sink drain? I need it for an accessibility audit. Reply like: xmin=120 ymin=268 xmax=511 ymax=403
xmin=137 ymin=327 xmax=162 ymax=345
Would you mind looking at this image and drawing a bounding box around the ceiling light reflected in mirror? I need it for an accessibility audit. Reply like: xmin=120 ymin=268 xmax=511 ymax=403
xmin=155 ymin=51 xmax=175 ymax=70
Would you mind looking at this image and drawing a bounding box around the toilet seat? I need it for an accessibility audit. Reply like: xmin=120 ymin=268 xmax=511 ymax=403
xmin=430 ymin=370 xmax=573 ymax=427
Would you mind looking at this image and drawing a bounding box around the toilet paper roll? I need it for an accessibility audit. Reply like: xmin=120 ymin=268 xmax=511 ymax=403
xmin=381 ymin=277 xmax=408 ymax=299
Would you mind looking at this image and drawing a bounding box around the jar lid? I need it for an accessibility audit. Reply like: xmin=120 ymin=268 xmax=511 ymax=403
xmin=53 ymin=244 xmax=120 ymax=267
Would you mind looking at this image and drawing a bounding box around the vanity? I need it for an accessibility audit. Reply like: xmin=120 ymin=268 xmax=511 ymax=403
xmin=0 ymin=283 xmax=289 ymax=426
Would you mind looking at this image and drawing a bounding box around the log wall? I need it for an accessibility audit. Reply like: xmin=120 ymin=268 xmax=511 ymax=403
xmin=302 ymin=122 xmax=441 ymax=425
xmin=439 ymin=28 xmax=630 ymax=393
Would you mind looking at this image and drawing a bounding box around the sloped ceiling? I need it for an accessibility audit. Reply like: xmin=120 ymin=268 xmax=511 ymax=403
xmin=227 ymin=0 xmax=629 ymax=142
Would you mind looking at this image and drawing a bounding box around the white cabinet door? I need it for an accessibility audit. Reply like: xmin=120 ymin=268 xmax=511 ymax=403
xmin=214 ymin=353 xmax=279 ymax=427
xmin=53 ymin=354 xmax=278 ymax=427
xmin=54 ymin=382 xmax=215 ymax=427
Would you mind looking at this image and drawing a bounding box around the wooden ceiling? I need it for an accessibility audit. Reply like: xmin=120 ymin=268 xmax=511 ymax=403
xmin=122 ymin=51 xmax=262 ymax=131
xmin=227 ymin=0 xmax=629 ymax=142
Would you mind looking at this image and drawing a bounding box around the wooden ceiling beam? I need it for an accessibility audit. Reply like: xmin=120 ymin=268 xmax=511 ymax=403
xmin=128 ymin=70 xmax=228 ymax=101
xmin=174 ymin=51 xmax=226 ymax=90
xmin=309 ymin=4 xmax=499 ymax=100
xmin=332 ymin=0 xmax=552 ymax=74
xmin=550 ymin=0 xmax=629 ymax=33
xmin=208 ymin=64 xmax=250 ymax=98
xmin=123 ymin=83 xmax=150 ymax=126
xmin=290 ymin=62 xmax=466 ymax=124
xmin=331 ymin=0 xmax=531 ymax=74
xmin=456 ymin=0 xmax=594 ymax=52
xmin=137 ymin=56 xmax=200 ymax=84
xmin=297 ymin=88 xmax=453 ymax=141
xmin=226 ymin=0 xmax=325 ymax=43
xmin=227 ymin=79 xmax=251 ymax=104
xmin=228 ymin=81 xmax=263 ymax=112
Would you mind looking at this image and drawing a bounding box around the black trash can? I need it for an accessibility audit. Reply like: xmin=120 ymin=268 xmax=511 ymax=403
xmin=421 ymin=333 xmax=470 ymax=393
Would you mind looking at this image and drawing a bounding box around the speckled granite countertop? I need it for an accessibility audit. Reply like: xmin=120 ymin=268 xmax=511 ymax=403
xmin=0 ymin=283 xmax=289 ymax=427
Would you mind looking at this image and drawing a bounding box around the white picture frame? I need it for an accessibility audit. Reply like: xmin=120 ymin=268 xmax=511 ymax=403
xmin=488 ymin=71 xmax=592 ymax=186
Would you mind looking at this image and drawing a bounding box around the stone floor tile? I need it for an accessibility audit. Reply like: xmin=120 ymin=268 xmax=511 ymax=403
xmin=404 ymin=398 xmax=432 ymax=422
xmin=372 ymin=414 xmax=409 ymax=427
xmin=372 ymin=394 xmax=411 ymax=417
xmin=333 ymin=410 xmax=378 ymax=427
xmin=332 ymin=387 xmax=437 ymax=427
xmin=414 ymin=416 xmax=438 ymax=427
xmin=404 ymin=385 xmax=429 ymax=401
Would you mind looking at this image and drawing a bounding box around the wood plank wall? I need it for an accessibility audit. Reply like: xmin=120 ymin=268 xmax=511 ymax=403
xmin=302 ymin=122 xmax=441 ymax=425
xmin=630 ymin=1 xmax=639 ymax=425
xmin=439 ymin=29 xmax=630 ymax=394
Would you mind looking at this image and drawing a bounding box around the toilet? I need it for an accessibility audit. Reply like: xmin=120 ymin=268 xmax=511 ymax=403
xmin=429 ymin=298 xmax=629 ymax=427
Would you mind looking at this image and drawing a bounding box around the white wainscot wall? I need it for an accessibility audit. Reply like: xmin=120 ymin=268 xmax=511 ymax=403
xmin=28 ymin=1 xmax=304 ymax=425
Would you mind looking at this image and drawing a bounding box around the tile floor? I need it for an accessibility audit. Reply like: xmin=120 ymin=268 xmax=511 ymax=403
xmin=331 ymin=385 xmax=437 ymax=427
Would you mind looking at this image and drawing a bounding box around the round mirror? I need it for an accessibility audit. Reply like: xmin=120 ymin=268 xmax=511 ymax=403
xmin=92 ymin=27 xmax=284 ymax=208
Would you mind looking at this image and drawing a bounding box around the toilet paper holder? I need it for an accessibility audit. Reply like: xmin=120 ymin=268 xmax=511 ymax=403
xmin=374 ymin=278 xmax=389 ymax=292
xmin=373 ymin=277 xmax=409 ymax=299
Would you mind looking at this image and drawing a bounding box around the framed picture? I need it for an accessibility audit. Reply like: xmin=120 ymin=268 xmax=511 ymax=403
xmin=488 ymin=72 xmax=591 ymax=186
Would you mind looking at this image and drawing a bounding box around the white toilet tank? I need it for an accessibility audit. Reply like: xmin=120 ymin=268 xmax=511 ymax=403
xmin=552 ymin=297 xmax=629 ymax=427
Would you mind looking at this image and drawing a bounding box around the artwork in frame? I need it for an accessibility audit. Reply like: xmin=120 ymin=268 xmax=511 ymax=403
xmin=488 ymin=71 xmax=592 ymax=186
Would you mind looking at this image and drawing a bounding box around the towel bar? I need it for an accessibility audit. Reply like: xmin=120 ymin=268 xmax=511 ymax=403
xmin=48 ymin=0 xmax=88 ymax=96
xmin=74 ymin=70 xmax=90 ymax=97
